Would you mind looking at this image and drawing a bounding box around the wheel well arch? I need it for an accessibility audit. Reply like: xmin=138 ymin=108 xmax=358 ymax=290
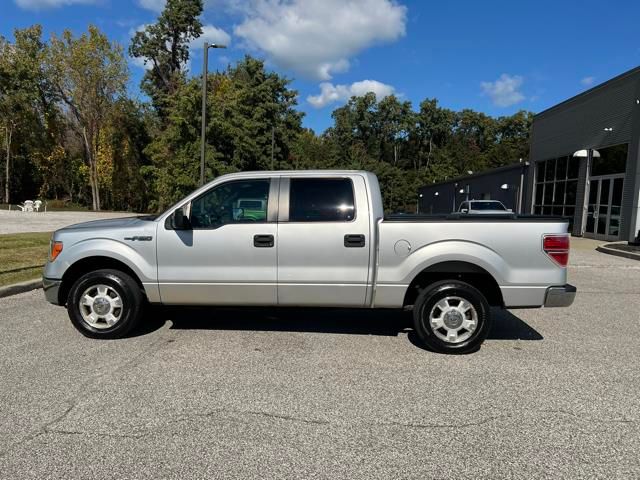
xmin=402 ymin=261 xmax=504 ymax=308
xmin=59 ymin=256 xmax=146 ymax=305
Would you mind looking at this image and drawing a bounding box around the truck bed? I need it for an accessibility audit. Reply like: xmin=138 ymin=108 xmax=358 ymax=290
xmin=374 ymin=214 xmax=570 ymax=309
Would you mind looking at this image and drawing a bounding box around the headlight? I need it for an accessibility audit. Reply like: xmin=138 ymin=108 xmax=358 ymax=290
xmin=49 ymin=241 xmax=63 ymax=262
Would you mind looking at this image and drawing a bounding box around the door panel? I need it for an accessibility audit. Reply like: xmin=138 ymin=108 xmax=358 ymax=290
xmin=157 ymin=178 xmax=278 ymax=305
xmin=277 ymin=176 xmax=371 ymax=307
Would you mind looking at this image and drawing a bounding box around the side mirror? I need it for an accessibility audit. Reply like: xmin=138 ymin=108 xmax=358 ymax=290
xmin=170 ymin=207 xmax=191 ymax=230
xmin=461 ymin=208 xmax=468 ymax=213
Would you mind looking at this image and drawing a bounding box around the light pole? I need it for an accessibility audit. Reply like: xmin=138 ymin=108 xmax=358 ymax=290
xmin=200 ymin=42 xmax=227 ymax=186
xmin=416 ymin=193 xmax=423 ymax=214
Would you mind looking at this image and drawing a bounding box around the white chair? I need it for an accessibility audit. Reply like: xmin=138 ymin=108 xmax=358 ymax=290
xmin=17 ymin=200 xmax=34 ymax=212
xmin=34 ymin=200 xmax=42 ymax=212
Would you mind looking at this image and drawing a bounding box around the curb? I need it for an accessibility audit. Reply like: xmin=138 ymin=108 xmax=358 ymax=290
xmin=596 ymin=244 xmax=640 ymax=262
xmin=0 ymin=279 xmax=42 ymax=299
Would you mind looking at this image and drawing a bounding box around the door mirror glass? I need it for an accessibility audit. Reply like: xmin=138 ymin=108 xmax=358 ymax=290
xmin=171 ymin=207 xmax=192 ymax=230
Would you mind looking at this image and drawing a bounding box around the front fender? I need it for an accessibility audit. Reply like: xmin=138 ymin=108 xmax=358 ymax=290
xmin=44 ymin=237 xmax=157 ymax=285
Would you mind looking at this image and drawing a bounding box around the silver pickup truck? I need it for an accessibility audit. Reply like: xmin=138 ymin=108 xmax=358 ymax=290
xmin=43 ymin=170 xmax=575 ymax=353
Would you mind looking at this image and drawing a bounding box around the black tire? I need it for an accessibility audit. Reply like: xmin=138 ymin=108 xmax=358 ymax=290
xmin=67 ymin=269 xmax=144 ymax=339
xmin=413 ymin=280 xmax=491 ymax=354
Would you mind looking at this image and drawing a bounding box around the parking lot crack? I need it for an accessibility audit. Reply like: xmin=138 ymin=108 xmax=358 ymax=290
xmin=539 ymin=408 xmax=635 ymax=424
xmin=373 ymin=409 xmax=635 ymax=431
xmin=0 ymin=400 xmax=77 ymax=459
xmin=376 ymin=414 xmax=513 ymax=430
xmin=43 ymin=428 xmax=148 ymax=439
xmin=241 ymin=410 xmax=330 ymax=426
xmin=174 ymin=407 xmax=330 ymax=426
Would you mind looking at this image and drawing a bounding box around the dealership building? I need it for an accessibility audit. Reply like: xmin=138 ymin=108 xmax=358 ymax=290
xmin=418 ymin=66 xmax=640 ymax=243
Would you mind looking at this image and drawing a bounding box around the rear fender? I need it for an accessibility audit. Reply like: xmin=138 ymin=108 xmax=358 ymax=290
xmin=386 ymin=240 xmax=509 ymax=286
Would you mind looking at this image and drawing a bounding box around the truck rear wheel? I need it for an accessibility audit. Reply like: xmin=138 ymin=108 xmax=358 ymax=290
xmin=413 ymin=280 xmax=491 ymax=354
xmin=67 ymin=269 xmax=143 ymax=339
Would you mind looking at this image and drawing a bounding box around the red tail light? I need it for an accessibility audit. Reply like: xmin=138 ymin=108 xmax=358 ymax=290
xmin=543 ymin=234 xmax=570 ymax=267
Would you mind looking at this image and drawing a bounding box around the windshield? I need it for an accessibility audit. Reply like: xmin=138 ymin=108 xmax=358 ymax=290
xmin=470 ymin=201 xmax=506 ymax=211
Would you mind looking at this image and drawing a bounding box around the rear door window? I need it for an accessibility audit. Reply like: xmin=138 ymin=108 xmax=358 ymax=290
xmin=289 ymin=178 xmax=355 ymax=222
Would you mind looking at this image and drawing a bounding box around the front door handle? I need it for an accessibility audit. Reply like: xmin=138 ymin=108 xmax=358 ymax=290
xmin=254 ymin=234 xmax=274 ymax=248
xmin=344 ymin=234 xmax=366 ymax=248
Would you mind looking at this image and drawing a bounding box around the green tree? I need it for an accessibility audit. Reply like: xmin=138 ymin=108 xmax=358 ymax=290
xmin=414 ymin=98 xmax=455 ymax=172
xmin=129 ymin=0 xmax=203 ymax=116
xmin=46 ymin=25 xmax=128 ymax=210
xmin=0 ymin=25 xmax=56 ymax=204
xmin=143 ymin=56 xmax=303 ymax=210
xmin=484 ymin=110 xmax=533 ymax=168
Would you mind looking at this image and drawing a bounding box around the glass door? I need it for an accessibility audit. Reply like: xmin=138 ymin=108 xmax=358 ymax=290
xmin=608 ymin=177 xmax=624 ymax=238
xmin=585 ymin=179 xmax=598 ymax=235
xmin=584 ymin=175 xmax=624 ymax=241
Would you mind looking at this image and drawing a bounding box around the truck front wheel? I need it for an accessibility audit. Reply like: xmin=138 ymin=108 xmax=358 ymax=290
xmin=67 ymin=269 xmax=144 ymax=339
xmin=413 ymin=280 xmax=491 ymax=354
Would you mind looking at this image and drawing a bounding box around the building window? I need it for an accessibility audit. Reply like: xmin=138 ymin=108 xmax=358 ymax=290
xmin=591 ymin=143 xmax=628 ymax=176
xmin=533 ymin=154 xmax=580 ymax=228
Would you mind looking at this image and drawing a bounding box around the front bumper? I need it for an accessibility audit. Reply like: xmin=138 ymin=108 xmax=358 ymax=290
xmin=43 ymin=277 xmax=62 ymax=305
xmin=544 ymin=284 xmax=576 ymax=308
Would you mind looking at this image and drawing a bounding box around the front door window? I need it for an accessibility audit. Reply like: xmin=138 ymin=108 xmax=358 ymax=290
xmin=190 ymin=180 xmax=270 ymax=229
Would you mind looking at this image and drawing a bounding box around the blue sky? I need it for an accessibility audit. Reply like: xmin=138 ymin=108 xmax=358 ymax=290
xmin=2 ymin=0 xmax=640 ymax=132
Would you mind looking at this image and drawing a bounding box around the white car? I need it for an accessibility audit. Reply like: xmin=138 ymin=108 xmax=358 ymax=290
xmin=458 ymin=200 xmax=513 ymax=215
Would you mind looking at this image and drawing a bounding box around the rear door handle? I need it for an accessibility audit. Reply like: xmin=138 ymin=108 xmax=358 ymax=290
xmin=253 ymin=234 xmax=274 ymax=248
xmin=344 ymin=234 xmax=366 ymax=248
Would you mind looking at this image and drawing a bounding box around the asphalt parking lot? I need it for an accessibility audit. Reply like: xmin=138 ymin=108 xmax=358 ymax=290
xmin=0 ymin=240 xmax=638 ymax=479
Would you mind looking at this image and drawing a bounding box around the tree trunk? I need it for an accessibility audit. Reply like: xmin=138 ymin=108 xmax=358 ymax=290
xmin=82 ymin=127 xmax=100 ymax=211
xmin=424 ymin=137 xmax=432 ymax=173
xmin=93 ymin=159 xmax=101 ymax=211
xmin=4 ymin=126 xmax=12 ymax=204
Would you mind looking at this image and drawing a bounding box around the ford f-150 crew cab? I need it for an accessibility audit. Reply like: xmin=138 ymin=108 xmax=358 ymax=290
xmin=43 ymin=170 xmax=576 ymax=353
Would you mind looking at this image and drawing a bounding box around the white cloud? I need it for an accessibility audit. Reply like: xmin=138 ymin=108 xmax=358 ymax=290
xmin=307 ymin=80 xmax=396 ymax=108
xmin=15 ymin=0 xmax=99 ymax=9
xmin=129 ymin=55 xmax=152 ymax=71
xmin=129 ymin=23 xmax=150 ymax=38
xmin=116 ymin=18 xmax=137 ymax=28
xmin=480 ymin=74 xmax=525 ymax=107
xmin=191 ymin=24 xmax=231 ymax=49
xmin=581 ymin=76 xmax=596 ymax=86
xmin=137 ymin=0 xmax=165 ymax=12
xmin=234 ymin=0 xmax=407 ymax=80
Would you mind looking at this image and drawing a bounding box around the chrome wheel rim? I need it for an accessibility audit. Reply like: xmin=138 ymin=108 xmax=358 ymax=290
xmin=428 ymin=296 xmax=478 ymax=344
xmin=79 ymin=284 xmax=123 ymax=329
